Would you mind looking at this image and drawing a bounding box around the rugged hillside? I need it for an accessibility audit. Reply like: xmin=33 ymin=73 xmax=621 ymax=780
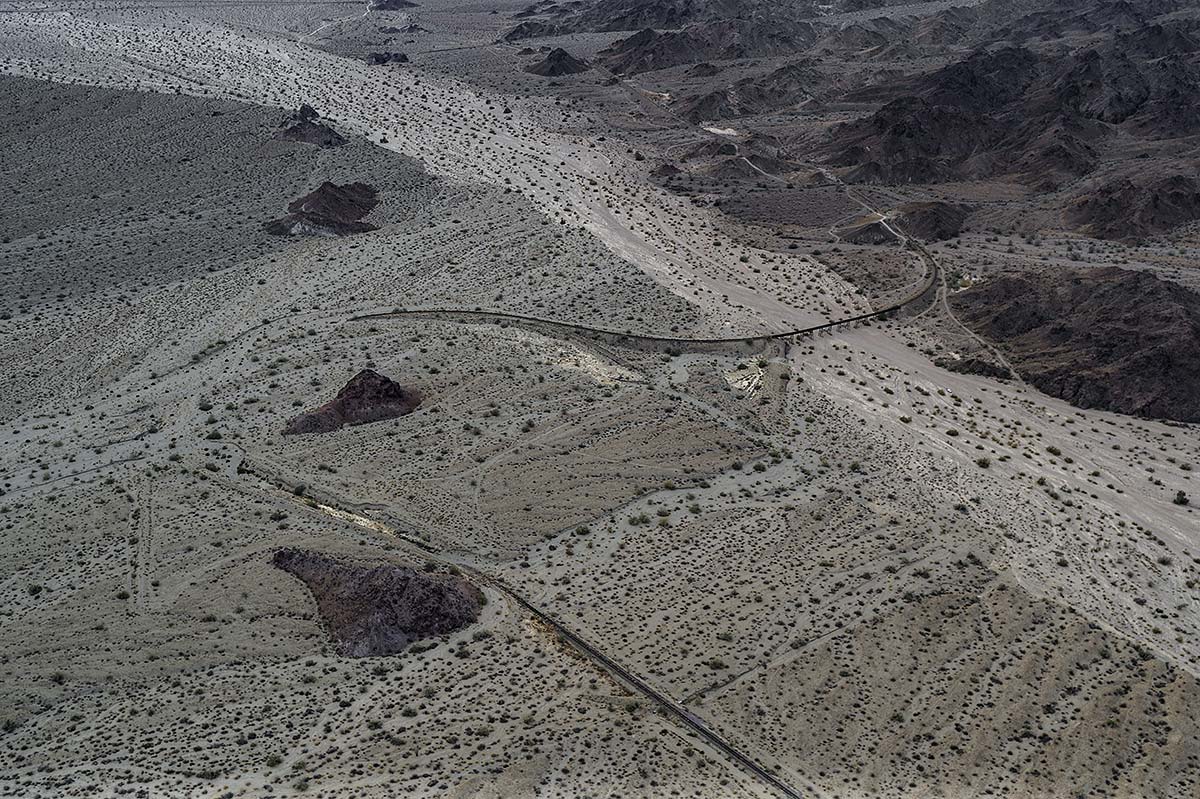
xmin=1066 ymin=172 xmax=1200 ymax=240
xmin=675 ymin=60 xmax=821 ymax=122
xmin=826 ymin=20 xmax=1200 ymax=192
xmin=507 ymin=0 xmax=818 ymax=39
xmin=598 ymin=20 xmax=817 ymax=74
xmin=892 ymin=200 xmax=973 ymax=241
xmin=826 ymin=47 xmax=1099 ymax=188
xmin=951 ymin=267 xmax=1200 ymax=421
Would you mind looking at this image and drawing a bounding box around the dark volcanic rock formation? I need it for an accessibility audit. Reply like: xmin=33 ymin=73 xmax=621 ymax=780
xmin=828 ymin=96 xmax=1000 ymax=184
xmin=827 ymin=29 xmax=1200 ymax=190
xmin=264 ymin=181 xmax=379 ymax=237
xmin=676 ymin=60 xmax=820 ymax=122
xmin=525 ymin=48 xmax=591 ymax=76
xmin=1066 ymin=174 xmax=1200 ymax=240
xmin=273 ymin=549 xmax=483 ymax=657
xmin=368 ymin=0 xmax=418 ymax=9
xmin=508 ymin=0 xmax=753 ymax=39
xmin=503 ymin=19 xmax=566 ymax=40
xmin=934 ymin=355 xmax=1013 ymax=380
xmin=599 ymin=20 xmax=815 ymax=74
xmin=838 ymin=218 xmax=900 ymax=245
xmin=368 ymin=51 xmax=409 ymax=65
xmin=284 ymin=368 xmax=420 ymax=434
xmin=892 ymin=201 xmax=972 ymax=241
xmin=278 ymin=105 xmax=346 ymax=148
xmin=951 ymin=267 xmax=1200 ymax=421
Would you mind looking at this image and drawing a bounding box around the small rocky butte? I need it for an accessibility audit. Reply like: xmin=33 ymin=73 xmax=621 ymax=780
xmin=277 ymin=104 xmax=346 ymax=148
xmin=525 ymin=48 xmax=591 ymax=76
xmin=273 ymin=549 xmax=484 ymax=657
xmin=284 ymin=369 xmax=421 ymax=434
xmin=264 ymin=181 xmax=379 ymax=237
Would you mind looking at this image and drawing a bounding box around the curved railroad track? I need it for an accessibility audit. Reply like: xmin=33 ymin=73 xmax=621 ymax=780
xmin=350 ymin=243 xmax=939 ymax=351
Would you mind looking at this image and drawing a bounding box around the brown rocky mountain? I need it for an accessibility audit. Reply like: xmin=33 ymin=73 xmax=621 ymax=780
xmin=951 ymin=267 xmax=1200 ymax=422
xmin=598 ymin=20 xmax=817 ymax=73
xmin=507 ymin=0 xmax=816 ymax=39
xmin=826 ymin=31 xmax=1200 ymax=195
xmin=675 ymin=60 xmax=821 ymax=122
xmin=826 ymin=96 xmax=1001 ymax=185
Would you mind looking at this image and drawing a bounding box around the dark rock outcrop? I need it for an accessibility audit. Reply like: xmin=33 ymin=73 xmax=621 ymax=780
xmin=264 ymin=182 xmax=379 ymax=237
xmin=828 ymin=96 xmax=1000 ymax=185
xmin=599 ymin=20 xmax=816 ymax=74
xmin=368 ymin=0 xmax=418 ymax=9
xmin=273 ymin=549 xmax=483 ymax=657
xmin=284 ymin=368 xmax=420 ymax=434
xmin=676 ymin=60 xmax=820 ymax=122
xmin=278 ymin=105 xmax=346 ymax=148
xmin=368 ymin=51 xmax=409 ymax=65
xmin=934 ymin=355 xmax=1013 ymax=380
xmin=503 ymin=20 xmax=566 ymax=41
xmin=1066 ymin=173 xmax=1200 ymax=240
xmin=951 ymin=267 xmax=1200 ymax=421
xmin=525 ymin=48 xmax=591 ymax=76
xmin=379 ymin=23 xmax=429 ymax=34
xmin=892 ymin=201 xmax=973 ymax=241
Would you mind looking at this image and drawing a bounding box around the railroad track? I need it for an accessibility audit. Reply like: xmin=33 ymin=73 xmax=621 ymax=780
xmin=239 ymin=458 xmax=811 ymax=798
xmin=348 ymin=250 xmax=938 ymax=351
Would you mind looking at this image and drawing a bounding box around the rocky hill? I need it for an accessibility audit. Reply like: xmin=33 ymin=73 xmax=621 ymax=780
xmin=1066 ymin=173 xmax=1200 ymax=240
xmin=277 ymin=104 xmax=346 ymax=148
xmin=273 ymin=549 xmax=483 ymax=657
xmin=675 ymin=60 xmax=821 ymax=122
xmin=507 ymin=0 xmax=817 ymax=39
xmin=598 ymin=20 xmax=817 ymax=73
xmin=892 ymin=201 xmax=972 ymax=241
xmin=826 ymin=24 xmax=1200 ymax=193
xmin=951 ymin=267 xmax=1200 ymax=421
xmin=264 ymin=181 xmax=380 ymax=237
xmin=525 ymin=48 xmax=591 ymax=76
xmin=284 ymin=368 xmax=421 ymax=434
